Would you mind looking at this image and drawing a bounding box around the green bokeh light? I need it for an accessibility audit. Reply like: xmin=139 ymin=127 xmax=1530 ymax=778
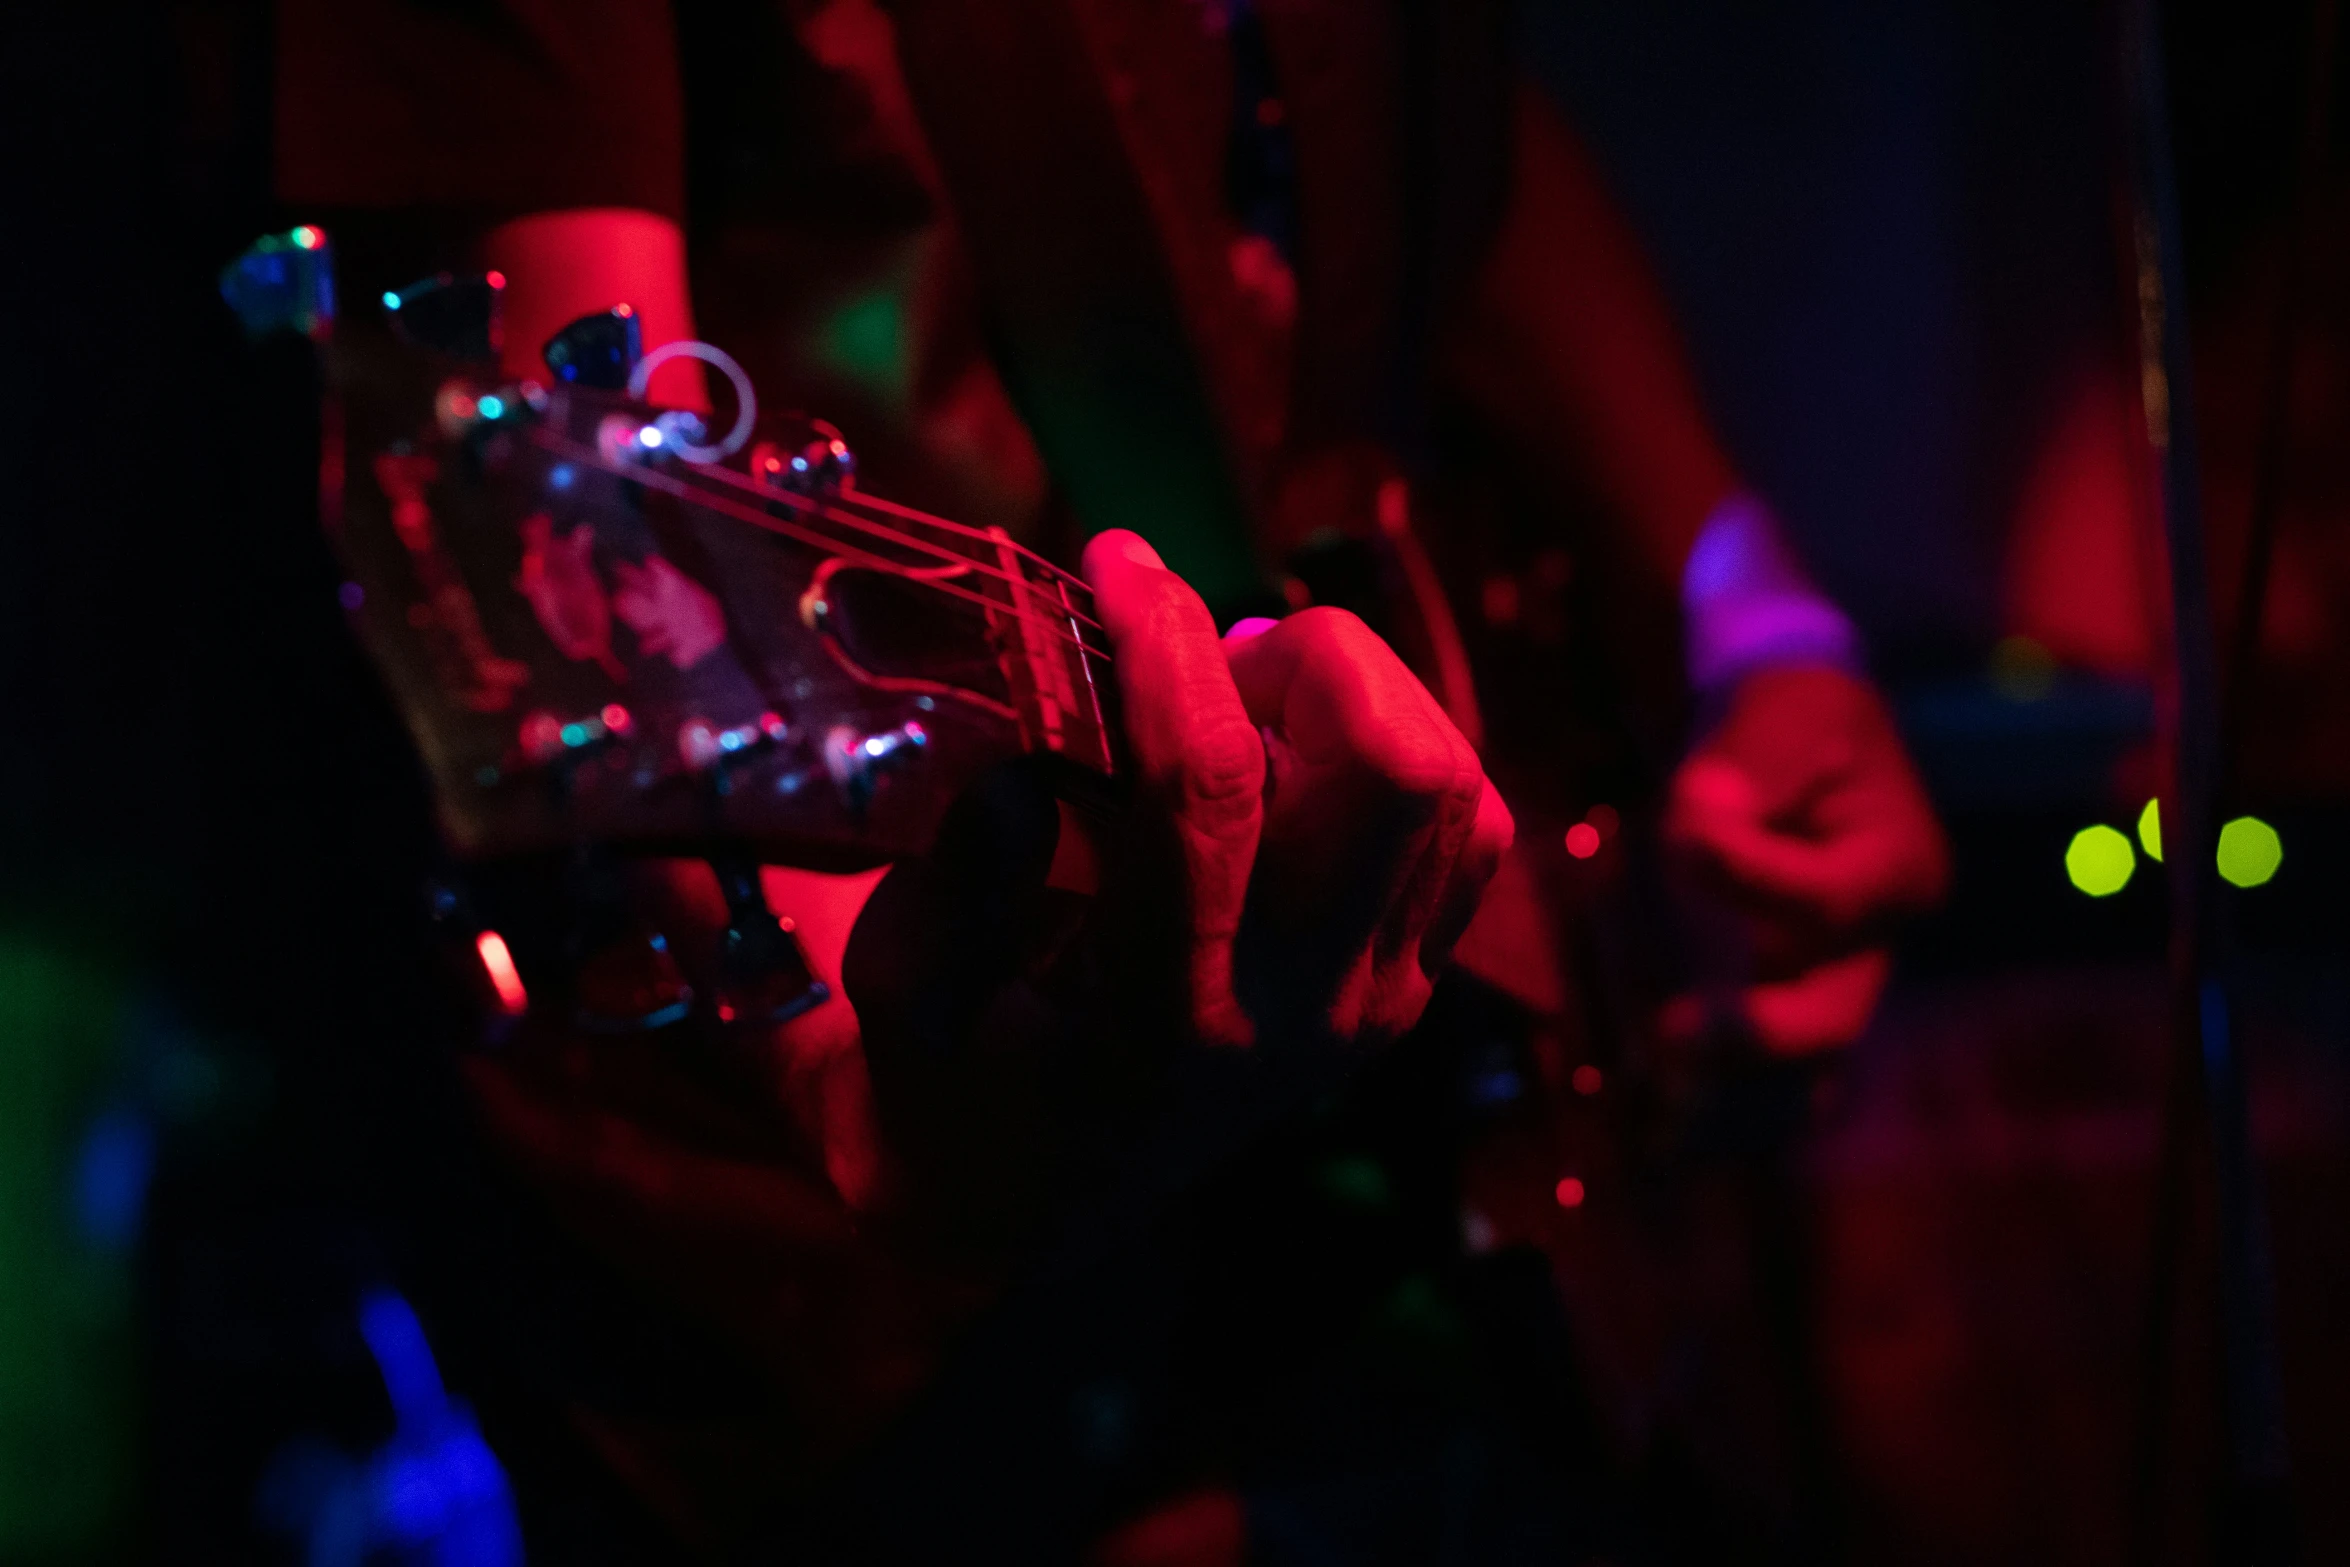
xmin=2216 ymin=816 xmax=2283 ymax=888
xmin=0 ymin=938 xmax=135 ymax=1555
xmin=2066 ymin=824 xmax=2136 ymax=896
xmin=819 ymin=288 xmax=909 ymax=390
xmin=2138 ymin=798 xmax=2164 ymax=862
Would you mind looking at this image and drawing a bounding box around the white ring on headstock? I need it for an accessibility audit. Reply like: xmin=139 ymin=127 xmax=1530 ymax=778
xmin=627 ymin=339 xmax=758 ymax=462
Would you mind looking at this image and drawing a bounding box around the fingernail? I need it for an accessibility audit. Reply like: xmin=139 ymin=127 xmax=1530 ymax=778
xmin=1110 ymin=532 xmax=1164 ymax=570
xmin=1224 ymin=615 xmax=1279 ymax=642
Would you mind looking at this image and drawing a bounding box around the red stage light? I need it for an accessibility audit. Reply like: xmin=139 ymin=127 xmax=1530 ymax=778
xmin=1554 ymin=1176 xmax=1586 ymax=1209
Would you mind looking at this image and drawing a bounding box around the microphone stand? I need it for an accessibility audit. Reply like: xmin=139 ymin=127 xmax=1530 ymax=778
xmin=2116 ymin=1 xmax=2298 ymax=1559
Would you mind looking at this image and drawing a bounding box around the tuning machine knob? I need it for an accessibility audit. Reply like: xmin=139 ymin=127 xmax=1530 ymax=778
xmin=519 ymin=704 xmax=635 ymax=769
xmin=220 ymin=225 xmax=336 ymax=342
xmin=595 ymin=409 xmax=711 ymax=469
xmin=434 ymin=377 xmax=547 ymax=441
xmin=672 ymin=717 xmax=827 ymax=1025
xmin=573 ymin=926 xmax=695 ymax=1032
xmin=542 ymin=846 xmax=694 ymax=1033
xmin=507 ymin=709 xmax=686 ymax=1031
xmin=543 ymin=305 xmax=642 ymax=389
xmin=384 ymin=271 xmax=505 ymax=361
xmin=677 ymin=711 xmax=789 ymax=779
xmin=706 ymin=855 xmax=829 ymax=1027
xmin=823 ymin=721 xmax=927 ymax=810
xmin=751 ymin=420 xmax=856 ymax=496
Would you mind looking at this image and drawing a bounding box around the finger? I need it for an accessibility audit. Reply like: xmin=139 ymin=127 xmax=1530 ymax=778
xmin=1672 ymin=804 xmax=1940 ymax=943
xmin=1741 ymin=946 xmax=1890 ymax=1056
xmin=1667 ymin=785 xmax=1868 ymax=928
xmin=1666 ymin=758 xmax=1930 ymax=942
xmin=1696 ymin=666 xmax=1864 ymax=819
xmin=1422 ymin=778 xmax=1514 ymax=975
xmin=1224 ymin=607 xmax=1465 ymax=796
xmin=1672 ymin=669 xmax=1949 ymax=940
xmin=1225 ymin=608 xmax=1491 ymax=1037
xmin=1082 ymin=530 xmax=1264 ymax=1046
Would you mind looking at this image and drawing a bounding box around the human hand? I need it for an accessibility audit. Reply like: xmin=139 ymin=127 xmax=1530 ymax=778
xmin=840 ymin=530 xmax=1508 ymax=1252
xmin=1663 ymin=665 xmax=1947 ymax=1055
xmin=1081 ymin=530 xmax=1513 ymax=1053
xmin=457 ymin=534 xmax=1511 ymax=1500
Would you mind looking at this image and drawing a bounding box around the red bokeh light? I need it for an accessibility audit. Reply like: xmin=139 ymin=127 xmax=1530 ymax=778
xmin=475 ymin=930 xmax=529 ymax=1015
xmin=1565 ymin=823 xmax=1601 ymax=859
xmin=1554 ymin=1176 xmax=1586 ymax=1209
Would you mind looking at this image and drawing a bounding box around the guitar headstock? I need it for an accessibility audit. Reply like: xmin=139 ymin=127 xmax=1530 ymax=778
xmin=236 ymin=238 xmax=1118 ymax=875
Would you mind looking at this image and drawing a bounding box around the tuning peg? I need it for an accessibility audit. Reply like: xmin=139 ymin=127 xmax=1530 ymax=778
xmin=219 ymin=226 xmax=336 ymax=341
xmin=433 ymin=377 xmax=547 ymax=442
xmin=595 ymin=408 xmax=709 ymax=467
xmin=543 ymin=306 xmax=642 ymax=389
xmin=572 ymin=927 xmax=694 ymax=1032
xmin=677 ymin=711 xmax=788 ymax=777
xmin=707 ymin=855 xmax=829 ymax=1027
xmin=750 ymin=420 xmax=856 ymax=496
xmin=664 ymin=718 xmax=826 ymax=1026
xmin=383 ymin=272 xmax=505 ymax=360
xmin=823 ymin=721 xmax=927 ymax=810
xmin=556 ymin=848 xmax=694 ymax=1033
xmin=518 ymin=705 xmax=634 ymax=768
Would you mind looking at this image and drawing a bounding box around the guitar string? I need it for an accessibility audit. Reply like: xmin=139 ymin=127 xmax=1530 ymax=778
xmin=566 ymin=392 xmax=1104 ymax=615
xmin=684 ymin=454 xmax=1102 ymax=618
xmin=839 ymin=489 xmax=1095 ymax=599
xmin=529 ymin=424 xmax=1112 ymax=646
xmin=673 ymin=454 xmax=1107 ymax=636
xmin=538 ymin=428 xmax=1111 ymax=661
xmin=768 ymin=486 xmax=1109 ymax=639
xmin=531 ymin=428 xmax=1118 ymax=670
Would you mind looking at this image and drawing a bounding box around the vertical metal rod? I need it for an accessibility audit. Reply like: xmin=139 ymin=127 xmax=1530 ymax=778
xmin=2116 ymin=0 xmax=2297 ymax=1559
xmin=2221 ymin=0 xmax=2338 ymax=789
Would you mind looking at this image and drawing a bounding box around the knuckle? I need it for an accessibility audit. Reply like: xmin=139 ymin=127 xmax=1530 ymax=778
xmin=1286 ymin=605 xmax=1386 ymax=665
xmin=1130 ymin=572 xmax=1211 ymax=645
xmin=1175 ymin=721 xmax=1266 ymax=818
xmin=1101 ymin=555 xmax=1208 ymax=647
xmin=1468 ymin=781 xmax=1515 ymax=861
xmin=1441 ymin=733 xmax=1489 ymax=815
xmin=1364 ymin=713 xmax=1482 ymax=818
xmin=1283 ymin=609 xmax=1475 ymax=806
